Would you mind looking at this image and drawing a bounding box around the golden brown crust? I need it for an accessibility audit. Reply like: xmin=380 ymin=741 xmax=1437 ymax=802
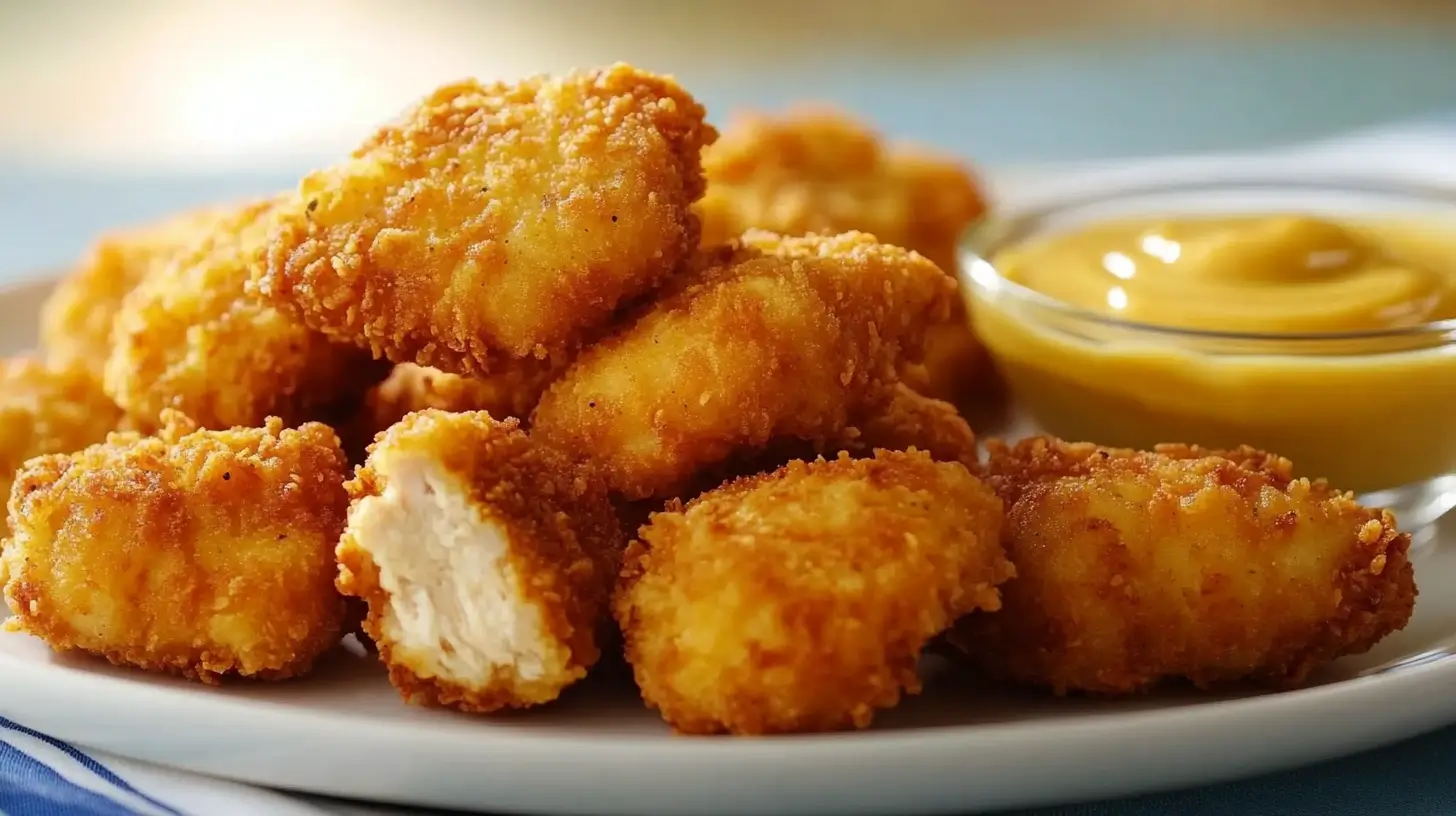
xmin=2 ymin=412 xmax=350 ymax=683
xmin=339 ymin=363 xmax=552 ymax=463
xmin=40 ymin=206 xmax=232 ymax=381
xmin=696 ymin=108 xmax=986 ymax=270
xmin=615 ymin=450 xmax=1013 ymax=735
xmin=951 ymin=435 xmax=1417 ymax=694
xmin=843 ymin=382 xmax=978 ymax=467
xmin=694 ymin=108 xmax=996 ymax=410
xmin=337 ymin=409 xmax=624 ymax=712
xmin=103 ymin=198 xmax=384 ymax=431
xmin=531 ymin=230 xmax=955 ymax=499
xmin=0 ymin=357 xmax=124 ymax=504
xmin=258 ymin=64 xmax=717 ymax=376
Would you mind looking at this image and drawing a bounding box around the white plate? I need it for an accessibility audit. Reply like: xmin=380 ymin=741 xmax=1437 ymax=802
xmin=2 ymin=276 xmax=1455 ymax=816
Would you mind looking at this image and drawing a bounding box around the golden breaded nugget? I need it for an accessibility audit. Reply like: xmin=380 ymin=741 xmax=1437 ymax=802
xmin=104 ymin=198 xmax=381 ymax=430
xmin=40 ymin=206 xmax=230 ymax=380
xmin=1 ymin=412 xmax=350 ymax=683
xmin=0 ymin=358 xmax=123 ymax=503
xmin=616 ymin=450 xmax=1013 ymax=735
xmin=949 ymin=437 xmax=1417 ymax=694
xmin=846 ymin=382 xmax=978 ymax=467
xmin=338 ymin=410 xmax=623 ymax=712
xmin=341 ymin=362 xmax=551 ymax=462
xmin=697 ymin=108 xmax=985 ymax=270
xmin=531 ymin=231 xmax=955 ymax=500
xmin=258 ymin=64 xmax=716 ymax=377
xmin=696 ymin=109 xmax=994 ymax=409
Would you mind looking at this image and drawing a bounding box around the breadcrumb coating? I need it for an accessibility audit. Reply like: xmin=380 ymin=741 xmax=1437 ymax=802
xmin=103 ymin=198 xmax=382 ymax=430
xmin=340 ymin=362 xmax=551 ymax=462
xmin=40 ymin=206 xmax=231 ymax=381
xmin=0 ymin=358 xmax=124 ymax=504
xmin=949 ymin=436 xmax=1417 ymax=694
xmin=257 ymin=64 xmax=716 ymax=377
xmin=695 ymin=108 xmax=994 ymax=409
xmin=2 ymin=412 xmax=350 ymax=683
xmin=531 ymin=230 xmax=955 ymax=499
xmin=338 ymin=410 xmax=623 ymax=712
xmin=616 ymin=450 xmax=1013 ymax=734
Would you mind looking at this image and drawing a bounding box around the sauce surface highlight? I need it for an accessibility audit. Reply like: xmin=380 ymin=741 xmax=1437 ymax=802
xmin=993 ymin=215 xmax=1456 ymax=334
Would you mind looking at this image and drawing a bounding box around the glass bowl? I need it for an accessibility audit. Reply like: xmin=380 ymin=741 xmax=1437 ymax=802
xmin=958 ymin=174 xmax=1456 ymax=543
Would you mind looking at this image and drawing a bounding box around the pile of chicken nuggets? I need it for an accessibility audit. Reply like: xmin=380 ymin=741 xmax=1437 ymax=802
xmin=0 ymin=64 xmax=1416 ymax=736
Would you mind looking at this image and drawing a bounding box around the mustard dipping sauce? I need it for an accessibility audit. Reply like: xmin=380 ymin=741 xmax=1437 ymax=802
xmin=970 ymin=214 xmax=1456 ymax=494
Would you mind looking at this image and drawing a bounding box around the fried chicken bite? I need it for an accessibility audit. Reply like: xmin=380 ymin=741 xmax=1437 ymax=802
xmin=341 ymin=362 xmax=551 ymax=462
xmin=844 ymin=382 xmax=978 ymax=467
xmin=697 ymin=108 xmax=985 ymax=270
xmin=616 ymin=450 xmax=1014 ymax=735
xmin=104 ymin=197 xmax=382 ymax=431
xmin=1 ymin=412 xmax=350 ymax=683
xmin=949 ymin=437 xmax=1417 ymax=695
xmin=531 ymin=230 xmax=955 ymax=500
xmin=257 ymin=64 xmax=716 ymax=377
xmin=40 ymin=205 xmax=230 ymax=381
xmin=337 ymin=410 xmax=623 ymax=712
xmin=695 ymin=108 xmax=993 ymax=409
xmin=0 ymin=358 xmax=124 ymax=503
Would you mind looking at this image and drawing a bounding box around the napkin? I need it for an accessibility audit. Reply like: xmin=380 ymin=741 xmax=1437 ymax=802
xmin=2 ymin=115 xmax=1455 ymax=816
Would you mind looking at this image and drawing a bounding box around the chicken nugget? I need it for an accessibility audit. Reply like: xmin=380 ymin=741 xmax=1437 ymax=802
xmin=531 ymin=230 xmax=955 ymax=500
xmin=845 ymin=382 xmax=978 ymax=467
xmin=337 ymin=409 xmax=623 ymax=712
xmin=695 ymin=108 xmax=994 ymax=409
xmin=949 ymin=437 xmax=1417 ymax=694
xmin=40 ymin=205 xmax=230 ymax=381
xmin=1 ymin=412 xmax=350 ymax=683
xmin=616 ymin=450 xmax=1013 ymax=735
xmin=104 ymin=197 xmax=382 ymax=430
xmin=257 ymin=64 xmax=716 ymax=377
xmin=0 ymin=358 xmax=123 ymax=503
xmin=341 ymin=362 xmax=551 ymax=462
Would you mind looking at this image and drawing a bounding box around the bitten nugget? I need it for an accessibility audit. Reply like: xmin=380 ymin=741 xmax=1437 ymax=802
xmin=40 ymin=206 xmax=229 ymax=380
xmin=617 ymin=450 xmax=1013 ymax=735
xmin=337 ymin=410 xmax=623 ymax=712
xmin=104 ymin=198 xmax=381 ymax=430
xmin=949 ymin=437 xmax=1417 ymax=694
xmin=258 ymin=64 xmax=716 ymax=377
xmin=695 ymin=108 xmax=994 ymax=408
xmin=531 ymin=231 xmax=955 ymax=499
xmin=0 ymin=358 xmax=123 ymax=502
xmin=1 ymin=412 xmax=350 ymax=683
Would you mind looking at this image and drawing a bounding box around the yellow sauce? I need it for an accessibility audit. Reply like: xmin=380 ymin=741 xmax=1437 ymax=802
xmin=971 ymin=214 xmax=1456 ymax=494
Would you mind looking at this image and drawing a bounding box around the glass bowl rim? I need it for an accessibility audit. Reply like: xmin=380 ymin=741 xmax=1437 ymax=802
xmin=956 ymin=172 xmax=1456 ymax=344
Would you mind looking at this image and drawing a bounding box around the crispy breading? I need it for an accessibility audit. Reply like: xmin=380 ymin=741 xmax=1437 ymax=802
xmin=696 ymin=108 xmax=986 ymax=270
xmin=1 ymin=412 xmax=350 ymax=683
xmin=257 ymin=64 xmax=716 ymax=377
xmin=949 ymin=436 xmax=1417 ymax=694
xmin=340 ymin=362 xmax=551 ymax=462
xmin=103 ymin=197 xmax=382 ymax=430
xmin=616 ymin=450 xmax=1013 ymax=735
xmin=695 ymin=108 xmax=994 ymax=409
xmin=337 ymin=410 xmax=623 ymax=712
xmin=40 ymin=206 xmax=230 ymax=381
xmin=530 ymin=230 xmax=955 ymax=500
xmin=0 ymin=358 xmax=124 ymax=504
xmin=845 ymin=382 xmax=978 ymax=467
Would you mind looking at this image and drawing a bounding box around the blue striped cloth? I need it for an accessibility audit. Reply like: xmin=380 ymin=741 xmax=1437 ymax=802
xmin=4 ymin=119 xmax=1456 ymax=815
